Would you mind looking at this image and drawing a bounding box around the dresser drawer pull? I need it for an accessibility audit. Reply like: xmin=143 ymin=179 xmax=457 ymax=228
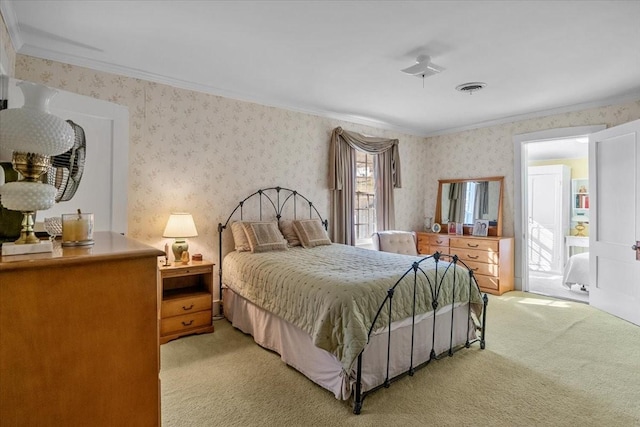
xmin=435 ymin=240 xmax=443 ymax=244
xmin=467 ymin=243 xmax=479 ymax=248
xmin=182 ymin=304 xmax=194 ymax=311
xmin=467 ymin=255 xmax=479 ymax=259
xmin=471 ymin=267 xmax=479 ymax=271
xmin=182 ymin=320 xmax=194 ymax=327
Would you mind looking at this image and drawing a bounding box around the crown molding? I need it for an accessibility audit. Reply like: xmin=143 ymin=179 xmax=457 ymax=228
xmin=0 ymin=0 xmax=23 ymax=51
xmin=423 ymin=90 xmax=640 ymax=138
xmin=12 ymin=35 xmax=640 ymax=140
xmin=17 ymin=43 xmax=422 ymax=137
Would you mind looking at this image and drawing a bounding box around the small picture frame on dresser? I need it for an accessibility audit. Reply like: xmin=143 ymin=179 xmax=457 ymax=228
xmin=455 ymin=223 xmax=463 ymax=235
xmin=472 ymin=219 xmax=489 ymax=237
xmin=448 ymin=222 xmax=457 ymax=235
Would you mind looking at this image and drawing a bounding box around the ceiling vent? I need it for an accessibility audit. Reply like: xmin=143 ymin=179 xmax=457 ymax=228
xmin=455 ymin=82 xmax=487 ymax=94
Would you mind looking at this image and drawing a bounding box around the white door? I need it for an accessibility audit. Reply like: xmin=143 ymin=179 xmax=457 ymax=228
xmin=589 ymin=119 xmax=640 ymax=325
xmin=528 ymin=165 xmax=569 ymax=273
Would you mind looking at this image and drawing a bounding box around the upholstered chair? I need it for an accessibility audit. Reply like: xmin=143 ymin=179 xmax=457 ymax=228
xmin=372 ymin=230 xmax=418 ymax=256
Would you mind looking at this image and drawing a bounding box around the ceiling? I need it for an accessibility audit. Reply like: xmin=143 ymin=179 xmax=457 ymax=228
xmin=2 ymin=0 xmax=640 ymax=137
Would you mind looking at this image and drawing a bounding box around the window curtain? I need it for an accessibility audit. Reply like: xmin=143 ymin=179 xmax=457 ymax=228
xmin=473 ymin=181 xmax=489 ymax=220
xmin=448 ymin=182 xmax=466 ymax=223
xmin=329 ymin=127 xmax=401 ymax=245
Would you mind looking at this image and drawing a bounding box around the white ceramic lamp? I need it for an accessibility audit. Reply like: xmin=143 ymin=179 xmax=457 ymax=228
xmin=0 ymin=81 xmax=74 ymax=249
xmin=163 ymin=213 xmax=198 ymax=262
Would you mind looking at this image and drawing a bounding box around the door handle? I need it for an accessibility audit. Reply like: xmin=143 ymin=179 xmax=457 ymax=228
xmin=634 ymin=241 xmax=640 ymax=261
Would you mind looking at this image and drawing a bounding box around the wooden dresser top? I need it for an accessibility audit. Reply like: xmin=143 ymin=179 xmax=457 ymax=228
xmin=0 ymin=231 xmax=163 ymax=272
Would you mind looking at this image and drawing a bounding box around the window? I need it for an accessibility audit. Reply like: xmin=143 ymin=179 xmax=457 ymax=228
xmin=355 ymin=150 xmax=376 ymax=245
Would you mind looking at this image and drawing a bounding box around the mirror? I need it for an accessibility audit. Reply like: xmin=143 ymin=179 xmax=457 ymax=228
xmin=434 ymin=176 xmax=504 ymax=236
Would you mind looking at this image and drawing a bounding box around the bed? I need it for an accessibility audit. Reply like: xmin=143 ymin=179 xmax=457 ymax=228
xmin=563 ymin=252 xmax=590 ymax=291
xmin=218 ymin=187 xmax=487 ymax=414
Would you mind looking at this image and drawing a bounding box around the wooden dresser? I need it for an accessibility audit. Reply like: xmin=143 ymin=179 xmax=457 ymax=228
xmin=416 ymin=232 xmax=514 ymax=295
xmin=0 ymin=232 xmax=163 ymax=426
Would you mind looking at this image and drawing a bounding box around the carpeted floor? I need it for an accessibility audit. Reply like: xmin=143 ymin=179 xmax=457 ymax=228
xmin=160 ymin=292 xmax=640 ymax=426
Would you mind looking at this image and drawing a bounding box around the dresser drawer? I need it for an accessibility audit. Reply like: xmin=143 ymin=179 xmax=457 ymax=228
xmin=474 ymin=275 xmax=500 ymax=291
xmin=161 ymin=310 xmax=212 ymax=335
xmin=463 ymin=260 xmax=499 ymax=277
xmin=449 ymin=237 xmax=498 ymax=252
xmin=429 ymin=234 xmax=449 ymax=247
xmin=451 ymin=247 xmax=499 ymax=264
xmin=162 ymin=292 xmax=211 ymax=318
xmin=416 ymin=234 xmax=430 ymax=254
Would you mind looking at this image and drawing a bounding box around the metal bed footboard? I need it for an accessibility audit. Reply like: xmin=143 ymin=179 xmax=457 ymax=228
xmin=352 ymin=252 xmax=488 ymax=415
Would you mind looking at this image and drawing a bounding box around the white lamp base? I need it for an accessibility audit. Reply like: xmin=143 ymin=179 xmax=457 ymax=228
xmin=2 ymin=240 xmax=53 ymax=256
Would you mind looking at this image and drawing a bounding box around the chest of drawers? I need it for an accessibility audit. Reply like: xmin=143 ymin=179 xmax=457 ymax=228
xmin=416 ymin=232 xmax=514 ymax=295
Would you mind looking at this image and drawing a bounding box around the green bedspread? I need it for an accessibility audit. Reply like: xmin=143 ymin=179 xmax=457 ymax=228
xmin=223 ymin=244 xmax=483 ymax=371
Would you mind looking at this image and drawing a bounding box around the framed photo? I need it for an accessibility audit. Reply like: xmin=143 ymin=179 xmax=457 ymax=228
xmin=455 ymin=222 xmax=463 ymax=235
xmin=472 ymin=219 xmax=489 ymax=237
xmin=448 ymin=222 xmax=457 ymax=235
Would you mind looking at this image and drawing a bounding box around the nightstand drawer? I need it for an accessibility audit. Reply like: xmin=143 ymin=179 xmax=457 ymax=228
xmin=161 ymin=264 xmax=212 ymax=279
xmin=161 ymin=310 xmax=212 ymax=335
xmin=162 ymin=292 xmax=211 ymax=318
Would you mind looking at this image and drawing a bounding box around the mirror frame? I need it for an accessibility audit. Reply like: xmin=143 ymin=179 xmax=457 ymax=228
xmin=434 ymin=176 xmax=504 ymax=237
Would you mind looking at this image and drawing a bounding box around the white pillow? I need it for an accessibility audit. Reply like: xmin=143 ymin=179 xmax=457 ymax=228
xmin=230 ymin=222 xmax=251 ymax=252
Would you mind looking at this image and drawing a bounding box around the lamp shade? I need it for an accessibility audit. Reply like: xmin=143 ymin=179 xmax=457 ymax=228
xmin=163 ymin=213 xmax=198 ymax=238
xmin=0 ymin=81 xmax=74 ymax=156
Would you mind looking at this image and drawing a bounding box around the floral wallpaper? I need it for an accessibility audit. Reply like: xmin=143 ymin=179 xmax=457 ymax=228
xmin=0 ymin=12 xmax=16 ymax=76
xmin=423 ymin=99 xmax=640 ymax=237
xmin=14 ymin=55 xmax=429 ymax=274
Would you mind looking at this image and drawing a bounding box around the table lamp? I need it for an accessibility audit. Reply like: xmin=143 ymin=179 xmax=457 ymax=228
xmin=572 ymin=215 xmax=589 ymax=237
xmin=0 ymin=81 xmax=75 ymax=254
xmin=163 ymin=213 xmax=198 ymax=262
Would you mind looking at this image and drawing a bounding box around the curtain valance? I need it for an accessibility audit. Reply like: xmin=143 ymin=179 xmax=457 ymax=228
xmin=329 ymin=127 xmax=402 ymax=245
xmin=329 ymin=127 xmax=402 ymax=191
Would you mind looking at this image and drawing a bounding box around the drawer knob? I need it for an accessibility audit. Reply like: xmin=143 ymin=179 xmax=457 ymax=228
xmin=467 ymin=243 xmax=479 ymax=248
xmin=182 ymin=304 xmax=194 ymax=311
xmin=436 ymin=240 xmax=443 ymax=244
xmin=182 ymin=320 xmax=194 ymax=327
xmin=467 ymin=255 xmax=479 ymax=259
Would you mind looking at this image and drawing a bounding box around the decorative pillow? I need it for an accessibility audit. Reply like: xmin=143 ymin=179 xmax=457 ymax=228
xmin=230 ymin=221 xmax=251 ymax=252
xmin=241 ymin=221 xmax=288 ymax=253
xmin=278 ymin=220 xmax=301 ymax=247
xmin=292 ymin=219 xmax=331 ymax=248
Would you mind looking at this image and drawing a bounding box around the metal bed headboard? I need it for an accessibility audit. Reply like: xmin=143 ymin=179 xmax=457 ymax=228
xmin=217 ymin=186 xmax=328 ymax=313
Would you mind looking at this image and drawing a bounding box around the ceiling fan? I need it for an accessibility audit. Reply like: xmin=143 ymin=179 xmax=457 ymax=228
xmin=400 ymin=54 xmax=444 ymax=78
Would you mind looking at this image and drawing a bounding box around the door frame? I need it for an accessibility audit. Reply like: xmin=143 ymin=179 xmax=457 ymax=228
xmin=513 ymin=125 xmax=605 ymax=292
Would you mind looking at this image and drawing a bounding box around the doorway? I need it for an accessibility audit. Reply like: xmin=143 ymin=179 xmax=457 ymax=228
xmin=514 ymin=126 xmax=605 ymax=303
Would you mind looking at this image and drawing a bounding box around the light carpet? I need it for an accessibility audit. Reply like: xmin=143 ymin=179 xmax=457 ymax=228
xmin=160 ymin=291 xmax=640 ymax=426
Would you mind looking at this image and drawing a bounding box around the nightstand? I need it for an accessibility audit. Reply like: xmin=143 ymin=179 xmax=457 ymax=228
xmin=158 ymin=259 xmax=215 ymax=344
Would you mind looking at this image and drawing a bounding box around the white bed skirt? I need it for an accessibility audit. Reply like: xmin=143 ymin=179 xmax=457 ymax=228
xmin=223 ymin=288 xmax=477 ymax=400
